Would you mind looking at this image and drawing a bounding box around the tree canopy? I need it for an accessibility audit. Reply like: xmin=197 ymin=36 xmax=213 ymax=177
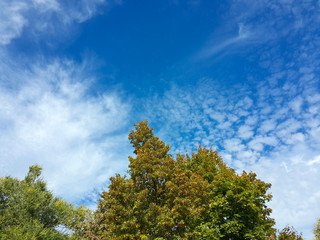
xmin=0 ymin=165 xmax=87 ymax=239
xmin=79 ymin=120 xmax=276 ymax=239
xmin=2 ymin=121 xmax=315 ymax=239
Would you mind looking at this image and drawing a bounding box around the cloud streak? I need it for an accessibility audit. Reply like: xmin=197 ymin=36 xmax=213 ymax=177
xmin=195 ymin=23 xmax=253 ymax=60
xmin=196 ymin=0 xmax=320 ymax=62
xmin=0 ymin=0 xmax=121 ymax=45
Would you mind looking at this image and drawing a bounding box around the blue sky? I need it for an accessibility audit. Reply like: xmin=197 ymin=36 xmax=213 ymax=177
xmin=1 ymin=0 xmax=320 ymax=238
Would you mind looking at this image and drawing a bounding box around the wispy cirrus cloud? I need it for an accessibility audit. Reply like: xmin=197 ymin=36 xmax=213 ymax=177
xmin=0 ymin=0 xmax=121 ymax=45
xmin=195 ymin=0 xmax=320 ymax=61
xmin=195 ymin=23 xmax=253 ymax=60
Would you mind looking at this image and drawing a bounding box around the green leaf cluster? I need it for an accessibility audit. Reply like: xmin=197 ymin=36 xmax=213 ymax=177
xmin=192 ymin=148 xmax=275 ymax=239
xmin=0 ymin=165 xmax=87 ymax=239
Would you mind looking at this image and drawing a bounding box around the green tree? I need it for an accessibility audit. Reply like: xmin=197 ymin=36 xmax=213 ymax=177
xmin=79 ymin=120 xmax=275 ymax=239
xmin=0 ymin=165 xmax=87 ymax=240
xmin=314 ymin=218 xmax=320 ymax=240
xmin=188 ymin=147 xmax=275 ymax=239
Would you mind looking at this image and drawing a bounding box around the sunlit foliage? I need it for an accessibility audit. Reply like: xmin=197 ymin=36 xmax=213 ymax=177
xmin=79 ymin=120 xmax=276 ymax=239
xmin=0 ymin=165 xmax=87 ymax=239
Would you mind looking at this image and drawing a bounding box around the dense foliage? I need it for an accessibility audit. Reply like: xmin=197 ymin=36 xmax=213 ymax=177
xmin=315 ymin=218 xmax=320 ymax=240
xmin=0 ymin=165 xmax=87 ymax=240
xmin=78 ymin=120 xmax=276 ymax=239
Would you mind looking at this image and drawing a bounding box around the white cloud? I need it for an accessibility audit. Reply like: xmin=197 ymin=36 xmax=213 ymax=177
xmin=0 ymin=0 xmax=121 ymax=45
xmin=244 ymin=147 xmax=320 ymax=239
xmin=32 ymin=0 xmax=60 ymax=12
xmin=284 ymin=132 xmax=305 ymax=145
xmin=217 ymin=121 xmax=232 ymax=130
xmin=209 ymin=111 xmax=225 ymax=123
xmin=247 ymin=135 xmax=278 ymax=152
xmin=307 ymin=155 xmax=320 ymax=166
xmin=224 ymin=138 xmax=245 ymax=152
xmin=237 ymin=96 xmax=253 ymax=109
xmin=236 ymin=150 xmax=258 ymax=165
xmin=307 ymin=93 xmax=320 ymax=104
xmin=248 ymin=141 xmax=264 ymax=152
xmin=238 ymin=125 xmax=254 ymax=140
xmin=0 ymin=1 xmax=28 ymax=45
xmin=289 ymin=96 xmax=303 ymax=114
xmin=259 ymin=120 xmax=276 ymax=133
xmin=245 ymin=115 xmax=258 ymax=126
xmin=0 ymin=58 xmax=131 ymax=203
xmin=276 ymin=119 xmax=302 ymax=139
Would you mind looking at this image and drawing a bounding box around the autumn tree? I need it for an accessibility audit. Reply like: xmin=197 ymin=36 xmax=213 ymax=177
xmin=0 ymin=165 xmax=87 ymax=239
xmin=79 ymin=120 xmax=275 ymax=239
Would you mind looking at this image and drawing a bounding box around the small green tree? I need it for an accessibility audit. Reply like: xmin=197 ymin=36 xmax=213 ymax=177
xmin=0 ymin=165 xmax=87 ymax=240
xmin=79 ymin=120 xmax=276 ymax=239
